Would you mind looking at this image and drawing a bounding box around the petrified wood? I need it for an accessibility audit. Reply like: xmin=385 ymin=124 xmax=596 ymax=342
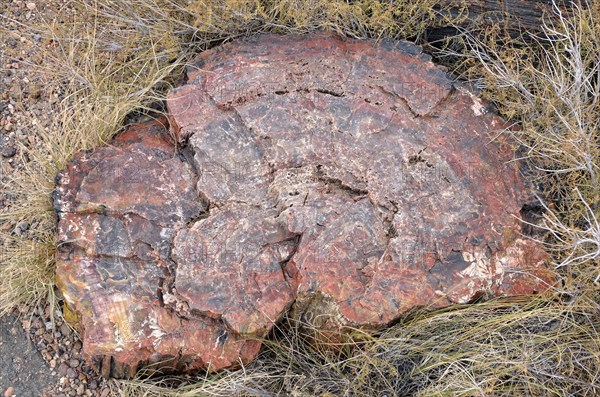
xmin=441 ymin=0 xmax=572 ymax=30
xmin=54 ymin=33 xmax=554 ymax=378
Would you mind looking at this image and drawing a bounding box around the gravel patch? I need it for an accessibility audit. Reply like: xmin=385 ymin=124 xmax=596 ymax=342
xmin=0 ymin=314 xmax=57 ymax=397
xmin=1 ymin=1 xmax=113 ymax=396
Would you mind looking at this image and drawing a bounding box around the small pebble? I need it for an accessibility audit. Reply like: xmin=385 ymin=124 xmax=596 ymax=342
xmin=0 ymin=135 xmax=16 ymax=158
xmin=9 ymin=222 xmax=29 ymax=237
xmin=0 ymin=144 xmax=16 ymax=158
xmin=58 ymin=362 xmax=69 ymax=376
xmin=4 ymin=386 xmax=14 ymax=397
xmin=60 ymin=322 xmax=72 ymax=336
xmin=67 ymin=367 xmax=77 ymax=379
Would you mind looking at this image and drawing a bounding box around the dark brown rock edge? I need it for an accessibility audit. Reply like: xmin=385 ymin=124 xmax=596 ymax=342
xmin=54 ymin=33 xmax=555 ymax=379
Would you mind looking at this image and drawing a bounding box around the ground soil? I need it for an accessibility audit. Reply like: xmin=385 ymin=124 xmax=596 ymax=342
xmin=0 ymin=315 xmax=58 ymax=397
xmin=1 ymin=1 xmax=111 ymax=396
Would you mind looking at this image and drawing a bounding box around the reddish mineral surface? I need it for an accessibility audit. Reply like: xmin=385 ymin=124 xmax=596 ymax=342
xmin=54 ymin=33 xmax=554 ymax=378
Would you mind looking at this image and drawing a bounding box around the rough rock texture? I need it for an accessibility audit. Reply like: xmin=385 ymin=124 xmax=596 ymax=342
xmin=54 ymin=119 xmax=261 ymax=378
xmin=54 ymin=33 xmax=555 ymax=379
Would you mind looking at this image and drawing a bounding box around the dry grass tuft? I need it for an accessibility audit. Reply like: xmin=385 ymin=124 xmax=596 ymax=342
xmin=0 ymin=232 xmax=55 ymax=317
xmin=187 ymin=0 xmax=465 ymax=40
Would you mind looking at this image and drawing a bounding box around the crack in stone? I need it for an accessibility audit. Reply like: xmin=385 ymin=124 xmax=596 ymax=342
xmin=314 ymin=164 xmax=369 ymax=199
xmin=277 ymin=234 xmax=302 ymax=287
xmin=376 ymin=83 xmax=455 ymax=119
xmin=164 ymin=143 xmax=205 ymax=322
xmin=377 ymin=84 xmax=419 ymax=118
xmin=315 ymin=88 xmax=345 ymax=97
xmin=424 ymin=84 xmax=456 ymax=117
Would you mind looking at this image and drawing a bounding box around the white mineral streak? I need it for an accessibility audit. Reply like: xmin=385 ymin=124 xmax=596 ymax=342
xmin=146 ymin=314 xmax=166 ymax=348
xmin=114 ymin=327 xmax=124 ymax=352
xmin=460 ymin=249 xmax=491 ymax=279
xmin=457 ymin=85 xmax=486 ymax=116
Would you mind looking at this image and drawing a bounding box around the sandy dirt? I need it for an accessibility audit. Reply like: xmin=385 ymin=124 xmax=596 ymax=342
xmin=1 ymin=1 xmax=111 ymax=396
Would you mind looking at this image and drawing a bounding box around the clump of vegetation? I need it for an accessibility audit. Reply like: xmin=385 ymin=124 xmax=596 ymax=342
xmin=1 ymin=0 xmax=599 ymax=396
xmin=187 ymin=0 xmax=465 ymax=39
xmin=447 ymin=0 xmax=600 ymax=289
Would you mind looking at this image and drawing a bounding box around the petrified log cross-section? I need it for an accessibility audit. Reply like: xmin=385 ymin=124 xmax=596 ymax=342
xmin=54 ymin=33 xmax=554 ymax=379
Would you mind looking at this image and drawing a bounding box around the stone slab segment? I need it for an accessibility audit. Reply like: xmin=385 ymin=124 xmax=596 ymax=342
xmin=54 ymin=118 xmax=261 ymax=378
